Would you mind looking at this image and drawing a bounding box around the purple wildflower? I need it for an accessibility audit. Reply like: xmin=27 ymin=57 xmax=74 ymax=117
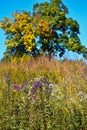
xmin=31 ymin=86 xmax=35 ymax=94
xmin=29 ymin=77 xmax=53 ymax=102
xmin=13 ymin=84 xmax=24 ymax=90
xmin=13 ymin=84 xmax=22 ymax=90
xmin=46 ymin=88 xmax=51 ymax=93
xmin=40 ymin=77 xmax=51 ymax=85
xmin=31 ymin=81 xmax=42 ymax=94
xmin=13 ymin=80 xmax=26 ymax=90
xmin=34 ymin=81 xmax=42 ymax=88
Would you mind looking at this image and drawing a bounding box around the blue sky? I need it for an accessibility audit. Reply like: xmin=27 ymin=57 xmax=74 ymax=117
xmin=0 ymin=0 xmax=87 ymax=59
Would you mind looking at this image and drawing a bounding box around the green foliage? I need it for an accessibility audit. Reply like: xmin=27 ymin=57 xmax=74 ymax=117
xmin=0 ymin=0 xmax=87 ymax=59
xmin=33 ymin=0 xmax=87 ymax=58
xmin=0 ymin=57 xmax=87 ymax=129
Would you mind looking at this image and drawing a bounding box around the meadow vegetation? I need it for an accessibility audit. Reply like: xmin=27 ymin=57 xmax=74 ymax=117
xmin=0 ymin=0 xmax=87 ymax=129
xmin=0 ymin=56 xmax=87 ymax=129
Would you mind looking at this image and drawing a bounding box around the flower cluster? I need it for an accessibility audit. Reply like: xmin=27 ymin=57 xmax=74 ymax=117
xmin=28 ymin=77 xmax=53 ymax=102
xmin=31 ymin=80 xmax=42 ymax=94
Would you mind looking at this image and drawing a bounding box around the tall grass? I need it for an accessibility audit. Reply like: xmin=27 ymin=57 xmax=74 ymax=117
xmin=0 ymin=56 xmax=87 ymax=129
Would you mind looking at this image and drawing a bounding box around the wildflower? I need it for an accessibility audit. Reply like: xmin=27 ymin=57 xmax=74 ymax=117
xmin=40 ymin=77 xmax=51 ymax=85
xmin=31 ymin=81 xmax=42 ymax=94
xmin=29 ymin=77 xmax=53 ymax=102
xmin=34 ymin=81 xmax=42 ymax=88
xmin=13 ymin=84 xmax=22 ymax=90
xmin=13 ymin=80 xmax=26 ymax=90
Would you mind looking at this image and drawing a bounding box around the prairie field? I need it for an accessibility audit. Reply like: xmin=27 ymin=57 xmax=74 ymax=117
xmin=0 ymin=56 xmax=87 ymax=130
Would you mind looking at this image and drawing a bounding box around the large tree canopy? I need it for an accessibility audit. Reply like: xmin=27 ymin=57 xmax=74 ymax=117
xmin=0 ymin=0 xmax=87 ymax=59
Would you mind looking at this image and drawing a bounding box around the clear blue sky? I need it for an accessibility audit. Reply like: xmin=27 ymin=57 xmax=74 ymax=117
xmin=0 ymin=0 xmax=87 ymax=59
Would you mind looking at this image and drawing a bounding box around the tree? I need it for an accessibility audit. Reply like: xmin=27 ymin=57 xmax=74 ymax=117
xmin=0 ymin=11 xmax=36 ymax=58
xmin=32 ymin=0 xmax=87 ymax=59
xmin=0 ymin=0 xmax=87 ymax=59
